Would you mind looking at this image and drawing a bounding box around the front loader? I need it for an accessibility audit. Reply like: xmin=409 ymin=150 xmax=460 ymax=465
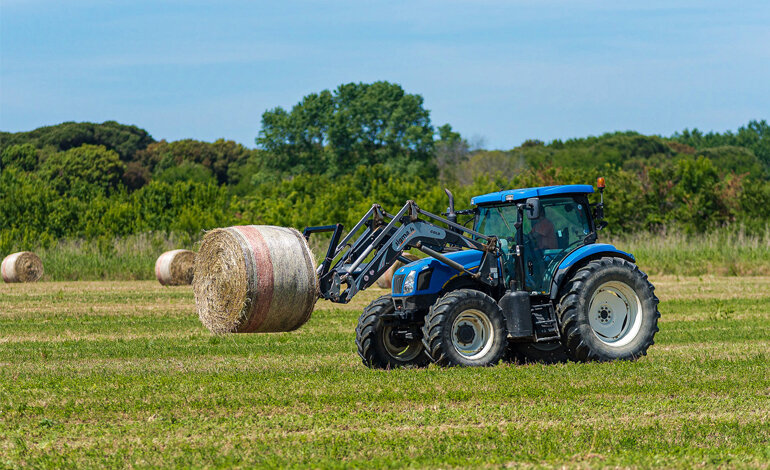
xmin=304 ymin=179 xmax=660 ymax=368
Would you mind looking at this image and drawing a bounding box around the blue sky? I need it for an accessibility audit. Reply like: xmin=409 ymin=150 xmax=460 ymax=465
xmin=1 ymin=0 xmax=768 ymax=149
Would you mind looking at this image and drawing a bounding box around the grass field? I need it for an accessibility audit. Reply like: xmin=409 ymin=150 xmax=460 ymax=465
xmin=1 ymin=277 xmax=769 ymax=468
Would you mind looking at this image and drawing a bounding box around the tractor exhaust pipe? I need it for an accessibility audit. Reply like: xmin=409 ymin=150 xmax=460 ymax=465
xmin=444 ymin=188 xmax=458 ymax=230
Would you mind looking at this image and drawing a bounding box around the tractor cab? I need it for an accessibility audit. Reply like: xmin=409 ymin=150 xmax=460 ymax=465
xmin=472 ymin=184 xmax=595 ymax=294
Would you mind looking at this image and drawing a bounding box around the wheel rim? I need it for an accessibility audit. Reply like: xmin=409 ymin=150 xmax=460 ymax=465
xmin=381 ymin=326 xmax=422 ymax=361
xmin=451 ymin=309 xmax=494 ymax=360
xmin=588 ymin=280 xmax=643 ymax=347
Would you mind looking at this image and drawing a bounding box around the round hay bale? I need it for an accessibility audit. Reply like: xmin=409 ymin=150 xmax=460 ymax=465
xmin=193 ymin=225 xmax=318 ymax=334
xmin=1 ymin=251 xmax=44 ymax=283
xmin=376 ymin=253 xmax=419 ymax=289
xmin=155 ymin=249 xmax=196 ymax=286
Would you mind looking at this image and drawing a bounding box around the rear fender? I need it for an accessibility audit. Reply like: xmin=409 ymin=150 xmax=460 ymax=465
xmin=549 ymin=244 xmax=635 ymax=301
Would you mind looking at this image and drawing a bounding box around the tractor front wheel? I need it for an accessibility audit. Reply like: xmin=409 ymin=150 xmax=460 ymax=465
xmin=558 ymin=257 xmax=660 ymax=362
xmin=422 ymin=289 xmax=507 ymax=367
xmin=356 ymin=295 xmax=430 ymax=369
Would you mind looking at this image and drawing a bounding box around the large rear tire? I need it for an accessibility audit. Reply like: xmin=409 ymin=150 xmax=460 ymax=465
xmin=557 ymin=257 xmax=660 ymax=362
xmin=422 ymin=289 xmax=507 ymax=367
xmin=356 ymin=295 xmax=430 ymax=369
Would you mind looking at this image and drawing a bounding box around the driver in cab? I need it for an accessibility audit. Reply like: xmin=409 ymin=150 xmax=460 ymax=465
xmin=531 ymin=207 xmax=558 ymax=250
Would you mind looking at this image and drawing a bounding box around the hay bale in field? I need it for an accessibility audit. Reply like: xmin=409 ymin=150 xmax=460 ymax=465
xmin=155 ymin=249 xmax=196 ymax=286
xmin=376 ymin=253 xmax=419 ymax=289
xmin=193 ymin=225 xmax=318 ymax=334
xmin=1 ymin=251 xmax=44 ymax=283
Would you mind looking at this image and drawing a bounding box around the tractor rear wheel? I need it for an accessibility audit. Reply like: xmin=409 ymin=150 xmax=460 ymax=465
xmin=356 ymin=295 xmax=430 ymax=369
xmin=422 ymin=289 xmax=507 ymax=367
xmin=557 ymin=257 xmax=660 ymax=362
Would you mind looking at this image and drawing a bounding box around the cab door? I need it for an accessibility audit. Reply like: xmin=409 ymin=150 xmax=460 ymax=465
xmin=522 ymin=196 xmax=592 ymax=294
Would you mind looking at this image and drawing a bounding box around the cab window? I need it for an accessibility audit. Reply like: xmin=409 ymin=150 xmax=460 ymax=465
xmin=475 ymin=197 xmax=592 ymax=292
xmin=475 ymin=204 xmax=519 ymax=287
xmin=523 ymin=197 xmax=591 ymax=292
xmin=523 ymin=197 xmax=590 ymax=253
xmin=475 ymin=204 xmax=517 ymax=238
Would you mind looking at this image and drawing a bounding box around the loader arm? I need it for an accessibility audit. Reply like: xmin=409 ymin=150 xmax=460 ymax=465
xmin=304 ymin=201 xmax=502 ymax=303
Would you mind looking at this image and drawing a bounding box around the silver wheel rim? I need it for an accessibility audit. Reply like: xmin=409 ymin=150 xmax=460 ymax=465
xmin=451 ymin=309 xmax=494 ymax=359
xmin=588 ymin=280 xmax=642 ymax=347
xmin=382 ymin=325 xmax=422 ymax=361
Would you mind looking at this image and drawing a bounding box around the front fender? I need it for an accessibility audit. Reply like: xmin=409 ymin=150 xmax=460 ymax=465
xmin=549 ymin=243 xmax=635 ymax=300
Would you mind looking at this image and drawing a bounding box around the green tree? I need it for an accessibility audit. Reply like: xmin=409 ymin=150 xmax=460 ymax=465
xmin=122 ymin=161 xmax=151 ymax=190
xmin=257 ymin=81 xmax=435 ymax=176
xmin=434 ymin=124 xmax=470 ymax=182
xmin=698 ymin=146 xmax=765 ymax=179
xmin=226 ymin=149 xmax=272 ymax=195
xmin=671 ymin=156 xmax=731 ymax=231
xmin=40 ymin=144 xmax=125 ymax=196
xmin=1 ymin=144 xmax=38 ymax=172
xmin=0 ymin=121 xmax=154 ymax=163
xmin=155 ymin=161 xmax=216 ymax=185
xmin=672 ymin=120 xmax=770 ymax=171
xmin=739 ymin=181 xmax=770 ymax=233
xmin=136 ymin=138 xmax=251 ymax=184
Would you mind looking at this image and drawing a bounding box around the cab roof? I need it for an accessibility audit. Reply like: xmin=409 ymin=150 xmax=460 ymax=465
xmin=471 ymin=184 xmax=594 ymax=206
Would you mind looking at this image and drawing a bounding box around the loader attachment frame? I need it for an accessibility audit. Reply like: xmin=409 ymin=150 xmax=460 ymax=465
xmin=304 ymin=201 xmax=502 ymax=304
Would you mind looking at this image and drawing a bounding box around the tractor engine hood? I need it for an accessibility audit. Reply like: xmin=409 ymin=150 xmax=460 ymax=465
xmin=392 ymin=249 xmax=484 ymax=297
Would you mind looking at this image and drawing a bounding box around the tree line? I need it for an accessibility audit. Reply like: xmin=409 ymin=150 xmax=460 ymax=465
xmin=1 ymin=81 xmax=768 ymax=254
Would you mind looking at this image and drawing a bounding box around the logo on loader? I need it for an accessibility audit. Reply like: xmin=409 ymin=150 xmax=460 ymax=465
xmin=392 ymin=226 xmax=416 ymax=251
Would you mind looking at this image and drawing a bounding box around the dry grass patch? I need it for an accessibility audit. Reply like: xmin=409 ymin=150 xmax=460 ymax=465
xmin=653 ymin=275 xmax=770 ymax=300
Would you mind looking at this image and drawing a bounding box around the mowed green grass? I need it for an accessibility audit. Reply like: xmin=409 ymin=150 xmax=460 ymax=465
xmin=1 ymin=278 xmax=768 ymax=469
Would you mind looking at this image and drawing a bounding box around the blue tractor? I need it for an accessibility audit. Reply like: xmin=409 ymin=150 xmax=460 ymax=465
xmin=304 ymin=179 xmax=660 ymax=368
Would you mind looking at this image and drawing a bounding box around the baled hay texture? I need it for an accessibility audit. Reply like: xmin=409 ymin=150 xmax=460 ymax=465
xmin=376 ymin=253 xmax=420 ymax=289
xmin=193 ymin=225 xmax=318 ymax=334
xmin=155 ymin=249 xmax=196 ymax=286
xmin=1 ymin=252 xmax=44 ymax=283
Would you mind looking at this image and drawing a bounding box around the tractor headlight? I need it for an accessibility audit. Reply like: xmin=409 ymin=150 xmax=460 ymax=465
xmin=402 ymin=270 xmax=417 ymax=294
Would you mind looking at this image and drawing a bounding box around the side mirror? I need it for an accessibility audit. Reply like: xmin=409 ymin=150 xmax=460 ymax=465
xmin=525 ymin=197 xmax=541 ymax=220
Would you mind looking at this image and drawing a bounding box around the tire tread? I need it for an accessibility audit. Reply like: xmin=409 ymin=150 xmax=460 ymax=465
xmin=356 ymin=294 xmax=429 ymax=369
xmin=557 ymin=257 xmax=660 ymax=362
xmin=421 ymin=289 xmax=505 ymax=367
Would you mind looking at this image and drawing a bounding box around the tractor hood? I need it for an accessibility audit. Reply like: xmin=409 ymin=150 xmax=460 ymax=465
xmin=395 ymin=249 xmax=483 ymax=275
xmin=392 ymin=249 xmax=484 ymax=297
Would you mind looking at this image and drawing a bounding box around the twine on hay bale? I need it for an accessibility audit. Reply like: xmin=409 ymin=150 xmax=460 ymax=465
xmin=193 ymin=225 xmax=318 ymax=334
xmin=155 ymin=249 xmax=196 ymax=286
xmin=376 ymin=253 xmax=419 ymax=289
xmin=1 ymin=251 xmax=44 ymax=283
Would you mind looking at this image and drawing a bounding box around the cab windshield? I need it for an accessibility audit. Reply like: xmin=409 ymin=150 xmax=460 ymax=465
xmin=475 ymin=205 xmax=517 ymax=238
xmin=475 ymin=197 xmax=592 ymax=292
